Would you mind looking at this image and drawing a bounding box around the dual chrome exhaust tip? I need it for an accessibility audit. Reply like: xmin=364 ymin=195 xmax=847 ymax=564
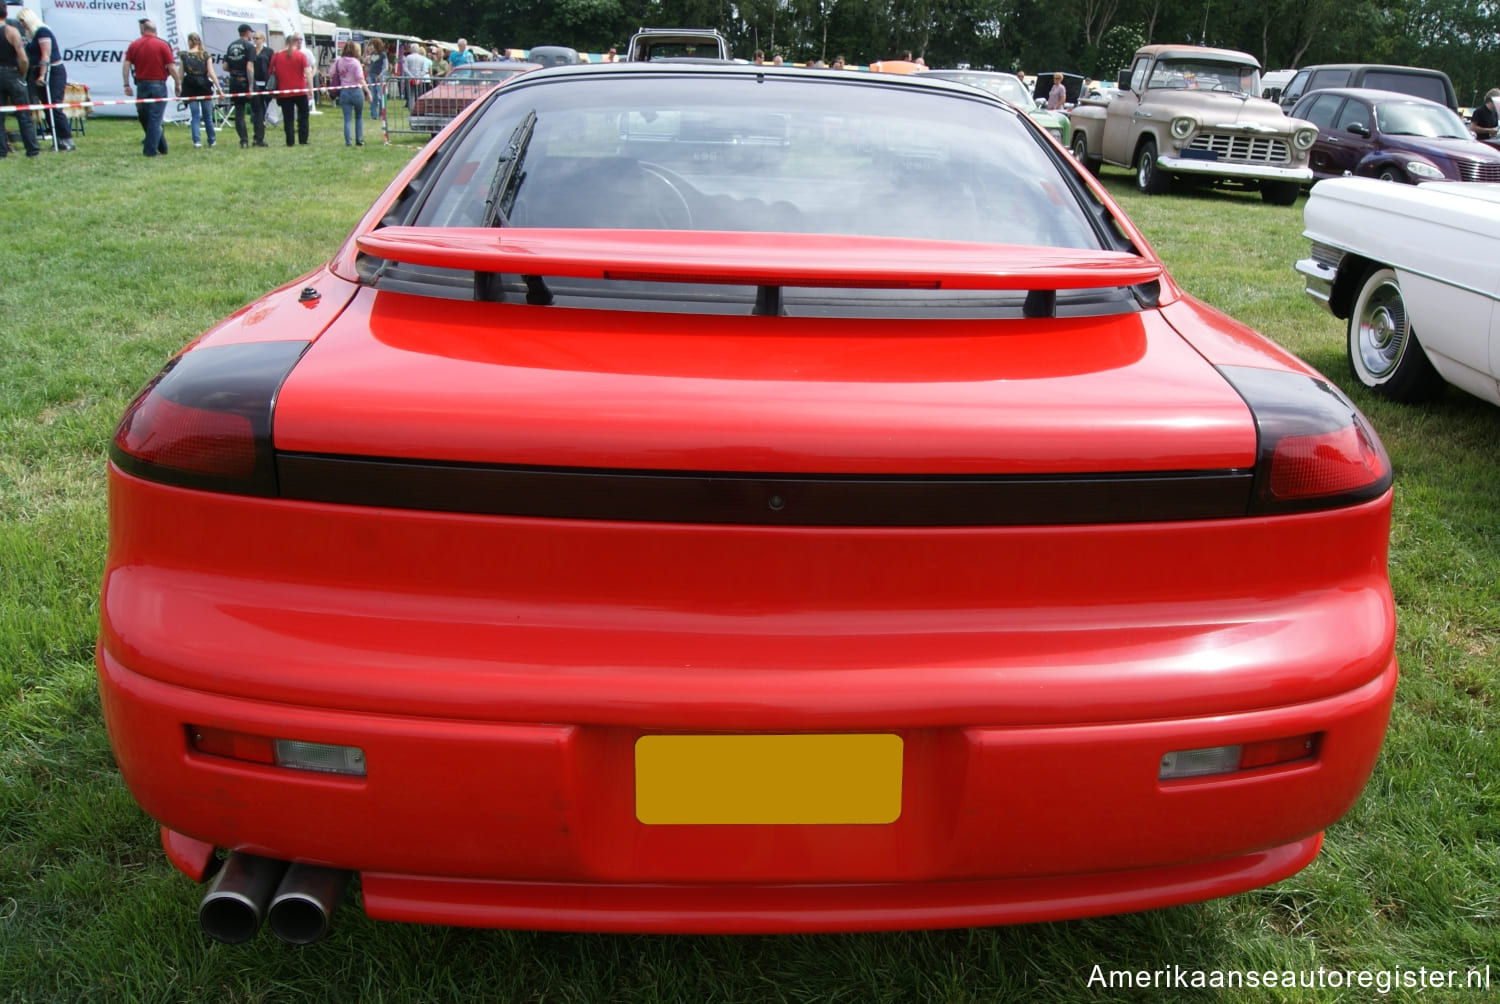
xmin=198 ymin=853 xmax=351 ymax=945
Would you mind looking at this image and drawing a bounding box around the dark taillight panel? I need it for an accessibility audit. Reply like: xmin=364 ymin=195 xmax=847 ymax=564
xmin=111 ymin=341 xmax=309 ymax=496
xmin=1217 ymin=365 xmax=1391 ymax=515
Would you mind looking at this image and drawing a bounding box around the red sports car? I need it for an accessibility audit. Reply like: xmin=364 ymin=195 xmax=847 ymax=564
xmin=99 ymin=63 xmax=1396 ymax=945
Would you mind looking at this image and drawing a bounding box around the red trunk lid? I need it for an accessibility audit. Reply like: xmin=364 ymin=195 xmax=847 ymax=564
xmin=273 ymin=286 xmax=1254 ymax=475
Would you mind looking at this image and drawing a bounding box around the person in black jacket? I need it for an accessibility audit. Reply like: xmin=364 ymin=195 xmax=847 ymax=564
xmin=222 ymin=23 xmax=262 ymax=147
xmin=18 ymin=7 xmax=71 ymax=150
xmin=0 ymin=0 xmax=39 ymax=157
xmin=249 ymin=30 xmax=272 ymax=145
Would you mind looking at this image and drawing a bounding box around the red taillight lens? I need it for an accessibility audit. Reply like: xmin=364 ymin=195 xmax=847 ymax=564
xmin=1267 ymin=422 xmax=1387 ymax=501
xmin=1218 ymin=365 xmax=1392 ymax=514
xmin=108 ymin=341 xmax=307 ymax=496
xmin=1238 ymin=733 xmax=1319 ymax=769
xmin=115 ymin=394 xmax=257 ymax=478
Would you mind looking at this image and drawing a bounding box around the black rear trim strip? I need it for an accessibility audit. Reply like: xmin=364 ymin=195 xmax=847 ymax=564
xmin=276 ymin=454 xmax=1253 ymax=526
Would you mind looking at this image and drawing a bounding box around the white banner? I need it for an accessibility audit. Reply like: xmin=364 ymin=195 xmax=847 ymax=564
xmin=42 ymin=0 xmax=301 ymax=117
xmin=46 ymin=0 xmax=177 ymax=118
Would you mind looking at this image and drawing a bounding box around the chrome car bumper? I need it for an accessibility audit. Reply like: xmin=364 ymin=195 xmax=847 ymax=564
xmin=1158 ymin=157 xmax=1314 ymax=183
xmin=1295 ymin=257 xmax=1337 ymax=313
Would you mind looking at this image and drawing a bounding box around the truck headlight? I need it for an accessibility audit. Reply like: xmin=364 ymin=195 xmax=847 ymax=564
xmin=1170 ymin=116 xmax=1195 ymax=140
xmin=1293 ymin=128 xmax=1317 ymax=150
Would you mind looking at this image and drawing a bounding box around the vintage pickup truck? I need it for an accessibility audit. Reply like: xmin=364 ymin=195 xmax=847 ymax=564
xmin=1069 ymin=44 xmax=1319 ymax=205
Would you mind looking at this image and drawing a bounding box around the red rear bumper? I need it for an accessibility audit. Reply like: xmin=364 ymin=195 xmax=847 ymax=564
xmin=103 ymin=649 xmax=1393 ymax=931
xmin=100 ymin=471 xmax=1396 ymax=930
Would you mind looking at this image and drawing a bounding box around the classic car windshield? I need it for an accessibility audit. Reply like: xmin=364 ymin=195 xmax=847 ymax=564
xmin=450 ymin=66 xmax=526 ymax=82
xmin=1148 ymin=60 xmax=1259 ymax=96
xmin=920 ymin=71 xmax=1037 ymax=109
xmin=414 ymin=73 xmax=1100 ymax=250
xmin=1376 ymin=101 xmax=1469 ymax=139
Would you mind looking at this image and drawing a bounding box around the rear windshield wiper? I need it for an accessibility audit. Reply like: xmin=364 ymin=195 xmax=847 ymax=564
xmin=482 ymin=109 xmax=537 ymax=228
xmin=477 ymin=109 xmax=552 ymax=304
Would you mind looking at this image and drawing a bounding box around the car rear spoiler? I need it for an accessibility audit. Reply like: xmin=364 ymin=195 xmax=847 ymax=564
xmin=355 ymin=227 xmax=1164 ymax=316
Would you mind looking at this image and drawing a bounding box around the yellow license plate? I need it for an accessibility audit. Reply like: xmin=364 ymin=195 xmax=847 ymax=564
xmin=634 ymin=733 xmax=903 ymax=825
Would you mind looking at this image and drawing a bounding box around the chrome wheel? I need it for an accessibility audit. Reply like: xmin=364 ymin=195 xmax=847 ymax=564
xmin=1136 ymin=138 xmax=1168 ymax=194
xmin=1354 ymin=275 xmax=1407 ymax=380
xmin=1346 ymin=266 xmax=1445 ymax=402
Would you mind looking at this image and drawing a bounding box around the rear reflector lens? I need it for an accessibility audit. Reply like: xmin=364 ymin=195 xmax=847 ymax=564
xmin=189 ymin=726 xmax=367 ymax=777
xmin=273 ymin=739 xmax=368 ymax=776
xmin=189 ymin=726 xmax=275 ymax=765
xmin=1160 ymin=733 xmax=1318 ymax=780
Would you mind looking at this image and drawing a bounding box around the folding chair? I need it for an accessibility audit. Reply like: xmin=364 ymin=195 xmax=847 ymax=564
xmin=214 ymin=92 xmax=234 ymax=132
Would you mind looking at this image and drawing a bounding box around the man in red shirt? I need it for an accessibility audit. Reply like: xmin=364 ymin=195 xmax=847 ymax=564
xmin=268 ymin=33 xmax=313 ymax=146
xmin=122 ymin=18 xmax=181 ymax=156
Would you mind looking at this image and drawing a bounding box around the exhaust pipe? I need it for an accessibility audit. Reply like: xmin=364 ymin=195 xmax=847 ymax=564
xmin=198 ymin=852 xmax=288 ymax=944
xmin=267 ymin=863 xmax=351 ymax=945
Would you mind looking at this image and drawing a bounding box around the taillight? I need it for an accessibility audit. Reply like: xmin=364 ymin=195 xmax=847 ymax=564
xmin=1218 ymin=365 xmax=1391 ymax=514
xmin=1267 ymin=424 xmax=1385 ymax=500
xmin=116 ymin=395 xmax=256 ymax=477
xmin=110 ymin=341 xmax=308 ymax=496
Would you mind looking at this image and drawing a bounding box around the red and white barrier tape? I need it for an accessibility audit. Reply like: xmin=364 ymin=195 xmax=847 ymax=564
xmin=0 ymin=82 xmax=362 ymax=115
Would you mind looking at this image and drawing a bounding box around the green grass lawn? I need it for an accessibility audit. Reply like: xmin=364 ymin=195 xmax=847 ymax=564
xmin=2 ymin=116 xmax=1497 ymax=1002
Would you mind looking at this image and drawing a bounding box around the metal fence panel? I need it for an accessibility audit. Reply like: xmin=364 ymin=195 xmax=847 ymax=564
xmin=381 ymin=76 xmax=498 ymax=142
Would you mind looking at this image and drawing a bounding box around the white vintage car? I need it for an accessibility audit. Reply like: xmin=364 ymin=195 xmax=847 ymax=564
xmin=1297 ymin=177 xmax=1500 ymax=405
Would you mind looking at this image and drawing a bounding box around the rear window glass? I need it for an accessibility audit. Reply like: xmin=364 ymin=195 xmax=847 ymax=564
xmin=1309 ymin=69 xmax=1352 ymax=89
xmin=413 ymin=73 xmax=1100 ymax=251
xmin=1362 ymin=72 xmax=1448 ymax=106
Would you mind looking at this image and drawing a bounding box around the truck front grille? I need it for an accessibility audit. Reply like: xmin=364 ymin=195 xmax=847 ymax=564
xmin=1187 ymin=133 xmax=1292 ymax=164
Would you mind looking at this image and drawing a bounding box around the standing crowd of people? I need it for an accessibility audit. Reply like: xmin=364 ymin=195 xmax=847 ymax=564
xmin=0 ymin=8 xmax=439 ymax=158
xmin=116 ymin=19 xmax=389 ymax=154
xmin=5 ymin=17 xmax=530 ymax=159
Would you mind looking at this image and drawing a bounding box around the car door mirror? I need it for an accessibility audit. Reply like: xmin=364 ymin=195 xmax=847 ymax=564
xmin=1346 ymin=122 xmax=1370 ymax=138
xmin=1118 ymin=68 xmax=1132 ymax=91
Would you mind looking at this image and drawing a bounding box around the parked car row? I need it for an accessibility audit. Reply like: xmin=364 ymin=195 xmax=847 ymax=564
xmin=1065 ymin=50 xmax=1497 ymax=199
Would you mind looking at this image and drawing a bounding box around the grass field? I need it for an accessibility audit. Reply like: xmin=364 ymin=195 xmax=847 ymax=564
xmin=2 ymin=112 xmax=1497 ymax=1003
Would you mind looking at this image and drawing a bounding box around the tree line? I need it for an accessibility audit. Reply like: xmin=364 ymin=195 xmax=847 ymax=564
xmin=333 ymin=0 xmax=1500 ymax=105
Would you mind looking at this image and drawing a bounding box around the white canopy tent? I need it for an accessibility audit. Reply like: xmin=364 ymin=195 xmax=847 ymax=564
xmin=41 ymin=0 xmax=305 ymax=117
